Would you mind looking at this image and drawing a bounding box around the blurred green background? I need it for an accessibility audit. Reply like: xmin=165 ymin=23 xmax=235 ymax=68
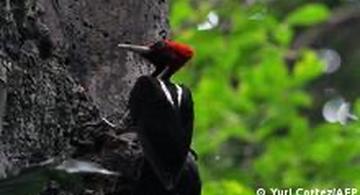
xmin=170 ymin=0 xmax=360 ymax=194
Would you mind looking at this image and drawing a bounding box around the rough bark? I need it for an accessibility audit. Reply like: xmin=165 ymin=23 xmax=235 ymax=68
xmin=0 ymin=0 xmax=169 ymax=194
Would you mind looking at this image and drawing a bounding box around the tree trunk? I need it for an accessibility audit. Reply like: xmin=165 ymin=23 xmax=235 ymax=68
xmin=0 ymin=0 xmax=169 ymax=194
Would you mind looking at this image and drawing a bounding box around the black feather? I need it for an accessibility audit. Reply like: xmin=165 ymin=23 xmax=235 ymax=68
xmin=133 ymin=152 xmax=201 ymax=195
xmin=129 ymin=76 xmax=194 ymax=190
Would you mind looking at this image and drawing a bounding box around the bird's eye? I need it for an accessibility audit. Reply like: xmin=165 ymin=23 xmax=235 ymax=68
xmin=151 ymin=41 xmax=167 ymax=50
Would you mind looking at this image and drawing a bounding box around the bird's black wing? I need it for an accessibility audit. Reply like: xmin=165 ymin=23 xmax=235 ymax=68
xmin=129 ymin=76 xmax=189 ymax=190
xmin=178 ymin=84 xmax=194 ymax=159
xmin=133 ymin=151 xmax=202 ymax=195
xmin=176 ymin=151 xmax=202 ymax=195
xmin=133 ymin=160 xmax=170 ymax=195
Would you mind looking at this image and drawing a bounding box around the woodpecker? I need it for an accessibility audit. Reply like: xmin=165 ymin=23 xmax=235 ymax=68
xmin=129 ymin=76 xmax=194 ymax=190
xmin=125 ymin=39 xmax=199 ymax=192
xmin=118 ymin=39 xmax=194 ymax=79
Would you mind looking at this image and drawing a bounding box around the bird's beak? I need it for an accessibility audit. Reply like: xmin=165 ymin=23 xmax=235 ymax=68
xmin=117 ymin=43 xmax=151 ymax=54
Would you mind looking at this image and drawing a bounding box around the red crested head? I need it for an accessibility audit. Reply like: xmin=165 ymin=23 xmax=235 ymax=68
xmin=145 ymin=39 xmax=194 ymax=78
xmin=140 ymin=39 xmax=194 ymax=73
xmin=163 ymin=39 xmax=194 ymax=61
xmin=118 ymin=39 xmax=194 ymax=79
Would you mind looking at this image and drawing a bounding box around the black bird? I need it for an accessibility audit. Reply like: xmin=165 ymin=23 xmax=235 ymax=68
xmin=129 ymin=76 xmax=194 ymax=190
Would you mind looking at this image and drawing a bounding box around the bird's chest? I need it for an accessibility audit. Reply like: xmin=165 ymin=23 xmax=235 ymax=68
xmin=157 ymin=79 xmax=183 ymax=108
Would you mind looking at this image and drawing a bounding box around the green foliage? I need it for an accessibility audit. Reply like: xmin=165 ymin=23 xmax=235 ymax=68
xmin=204 ymin=180 xmax=254 ymax=195
xmin=286 ymin=3 xmax=330 ymax=26
xmin=170 ymin=0 xmax=360 ymax=194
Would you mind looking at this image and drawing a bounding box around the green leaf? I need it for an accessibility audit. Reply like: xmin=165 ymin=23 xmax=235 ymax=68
xmin=273 ymin=23 xmax=293 ymax=46
xmin=170 ymin=1 xmax=194 ymax=28
xmin=286 ymin=4 xmax=330 ymax=26
xmin=293 ymin=50 xmax=323 ymax=85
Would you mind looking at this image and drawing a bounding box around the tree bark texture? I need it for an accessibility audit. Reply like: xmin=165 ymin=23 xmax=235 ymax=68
xmin=0 ymin=0 xmax=169 ymax=194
